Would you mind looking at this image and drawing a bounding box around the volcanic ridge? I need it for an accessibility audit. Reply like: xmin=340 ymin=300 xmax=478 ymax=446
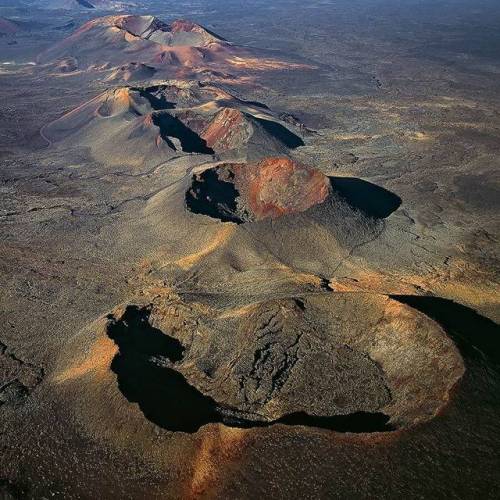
xmin=42 ymin=81 xmax=305 ymax=166
xmin=35 ymin=12 xmax=468 ymax=454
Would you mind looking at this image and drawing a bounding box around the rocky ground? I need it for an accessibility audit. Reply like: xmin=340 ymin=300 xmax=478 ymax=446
xmin=1 ymin=0 xmax=500 ymax=498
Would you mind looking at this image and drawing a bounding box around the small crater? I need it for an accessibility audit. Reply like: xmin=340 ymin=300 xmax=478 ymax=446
xmin=185 ymin=157 xmax=331 ymax=223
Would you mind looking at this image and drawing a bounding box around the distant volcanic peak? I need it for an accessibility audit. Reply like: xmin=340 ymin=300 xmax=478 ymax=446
xmin=43 ymin=0 xmax=133 ymax=9
xmin=170 ymin=19 xmax=205 ymax=33
xmin=186 ymin=157 xmax=331 ymax=223
xmin=113 ymin=14 xmax=167 ymax=39
xmin=67 ymin=14 xmax=223 ymax=50
xmin=106 ymin=15 xmax=223 ymax=47
xmin=0 ymin=16 xmax=21 ymax=35
xmin=170 ymin=19 xmax=224 ymax=43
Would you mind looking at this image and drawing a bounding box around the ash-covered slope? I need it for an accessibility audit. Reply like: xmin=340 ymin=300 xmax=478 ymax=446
xmin=41 ymin=81 xmax=305 ymax=166
xmin=41 ymin=87 xmax=173 ymax=167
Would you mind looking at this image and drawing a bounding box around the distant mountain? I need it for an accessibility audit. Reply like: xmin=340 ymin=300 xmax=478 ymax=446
xmin=37 ymin=15 xmax=229 ymax=70
xmin=33 ymin=0 xmax=136 ymax=10
xmin=0 ymin=16 xmax=22 ymax=35
xmin=37 ymin=14 xmax=313 ymax=79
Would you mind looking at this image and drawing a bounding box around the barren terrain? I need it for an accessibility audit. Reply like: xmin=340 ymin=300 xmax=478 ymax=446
xmin=1 ymin=0 xmax=499 ymax=498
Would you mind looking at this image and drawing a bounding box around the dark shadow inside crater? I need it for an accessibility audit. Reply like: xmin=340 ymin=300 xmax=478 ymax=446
xmin=153 ymin=113 xmax=214 ymax=154
xmin=329 ymin=177 xmax=402 ymax=219
xmin=107 ymin=305 xmax=394 ymax=434
xmin=185 ymin=168 xmax=246 ymax=224
xmin=107 ymin=306 xmax=220 ymax=433
xmin=392 ymin=295 xmax=500 ymax=369
xmin=132 ymin=86 xmax=176 ymax=111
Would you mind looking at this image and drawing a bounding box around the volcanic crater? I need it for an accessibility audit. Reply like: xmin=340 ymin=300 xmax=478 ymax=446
xmin=43 ymin=82 xmax=306 ymax=165
xmin=185 ymin=157 xmax=401 ymax=224
xmin=78 ymin=291 xmax=466 ymax=435
xmin=2 ymin=1 xmax=499 ymax=497
xmin=106 ymin=305 xmax=393 ymax=433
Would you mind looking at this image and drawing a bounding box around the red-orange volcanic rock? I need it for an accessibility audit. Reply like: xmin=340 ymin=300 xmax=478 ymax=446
xmin=171 ymin=19 xmax=200 ymax=33
xmin=202 ymin=108 xmax=248 ymax=151
xmin=233 ymin=157 xmax=331 ymax=220
xmin=188 ymin=158 xmax=331 ymax=223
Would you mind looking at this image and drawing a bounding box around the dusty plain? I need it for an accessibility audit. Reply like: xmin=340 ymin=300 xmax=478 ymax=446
xmin=0 ymin=0 xmax=499 ymax=498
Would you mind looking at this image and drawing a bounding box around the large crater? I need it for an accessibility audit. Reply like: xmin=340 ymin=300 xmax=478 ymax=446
xmin=106 ymin=304 xmax=393 ymax=433
xmin=52 ymin=292 xmax=465 ymax=435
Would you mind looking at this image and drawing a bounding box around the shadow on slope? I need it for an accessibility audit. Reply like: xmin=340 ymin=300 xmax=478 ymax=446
xmin=392 ymin=295 xmax=500 ymax=369
xmin=330 ymin=177 xmax=401 ymax=219
xmin=153 ymin=113 xmax=214 ymax=154
xmin=253 ymin=116 xmax=305 ymax=148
